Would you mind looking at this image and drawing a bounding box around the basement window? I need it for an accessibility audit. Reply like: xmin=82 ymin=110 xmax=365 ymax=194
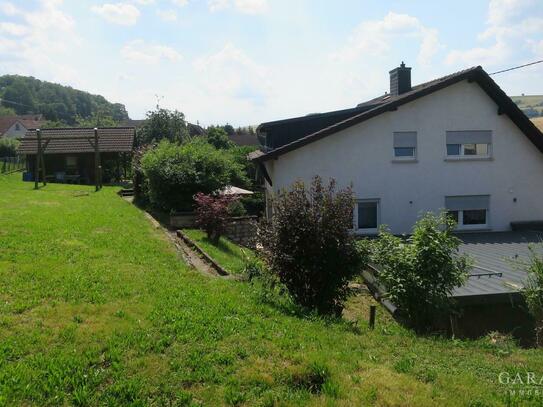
xmin=445 ymin=195 xmax=490 ymax=230
xmin=355 ymin=199 xmax=380 ymax=234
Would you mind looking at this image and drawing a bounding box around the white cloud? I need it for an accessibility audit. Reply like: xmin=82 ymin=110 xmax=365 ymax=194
xmin=0 ymin=0 xmax=81 ymax=85
xmin=446 ymin=0 xmax=543 ymax=68
xmin=0 ymin=22 xmax=28 ymax=36
xmin=194 ymin=43 xmax=269 ymax=101
xmin=208 ymin=0 xmax=268 ymax=14
xmin=234 ymin=0 xmax=267 ymax=14
xmin=171 ymin=0 xmax=188 ymax=6
xmin=157 ymin=9 xmax=177 ymax=21
xmin=331 ymin=12 xmax=442 ymax=66
xmin=121 ymin=40 xmax=182 ymax=63
xmin=0 ymin=1 xmax=18 ymax=16
xmin=91 ymin=3 xmax=140 ymax=26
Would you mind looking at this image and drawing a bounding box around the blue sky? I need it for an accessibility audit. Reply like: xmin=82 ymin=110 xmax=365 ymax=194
xmin=0 ymin=0 xmax=542 ymax=126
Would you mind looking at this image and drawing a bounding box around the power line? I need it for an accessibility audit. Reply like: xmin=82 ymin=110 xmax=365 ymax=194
xmin=489 ymin=59 xmax=543 ymax=75
xmin=0 ymin=98 xmax=34 ymax=108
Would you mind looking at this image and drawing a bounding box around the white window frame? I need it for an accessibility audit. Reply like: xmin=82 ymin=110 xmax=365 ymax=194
xmin=447 ymin=209 xmax=490 ymax=230
xmin=393 ymin=146 xmax=417 ymax=160
xmin=354 ymin=199 xmax=380 ymax=235
xmin=446 ymin=143 xmax=491 ymax=158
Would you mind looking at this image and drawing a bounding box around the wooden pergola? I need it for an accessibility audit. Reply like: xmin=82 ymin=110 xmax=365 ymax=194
xmin=18 ymin=127 xmax=135 ymax=191
xmin=28 ymin=128 xmax=103 ymax=191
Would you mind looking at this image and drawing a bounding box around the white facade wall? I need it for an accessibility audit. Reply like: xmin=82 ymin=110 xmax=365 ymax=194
xmin=264 ymin=80 xmax=543 ymax=234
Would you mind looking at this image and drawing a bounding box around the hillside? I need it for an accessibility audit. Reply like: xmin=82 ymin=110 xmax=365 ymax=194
xmin=511 ymin=94 xmax=543 ymax=118
xmin=532 ymin=117 xmax=543 ymax=131
xmin=0 ymin=75 xmax=129 ymax=125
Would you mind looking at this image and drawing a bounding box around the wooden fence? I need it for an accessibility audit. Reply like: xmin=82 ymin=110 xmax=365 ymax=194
xmin=0 ymin=156 xmax=25 ymax=174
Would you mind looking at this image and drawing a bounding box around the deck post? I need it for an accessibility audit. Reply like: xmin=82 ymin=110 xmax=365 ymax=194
xmin=35 ymin=129 xmax=41 ymax=189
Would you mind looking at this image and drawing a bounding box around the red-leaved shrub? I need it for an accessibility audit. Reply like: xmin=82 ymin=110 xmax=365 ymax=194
xmin=194 ymin=192 xmax=237 ymax=243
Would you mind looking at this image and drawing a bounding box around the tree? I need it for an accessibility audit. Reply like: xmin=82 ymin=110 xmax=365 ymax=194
xmin=0 ymin=105 xmax=16 ymax=116
xmin=206 ymin=127 xmax=234 ymax=150
xmin=260 ymin=176 xmax=364 ymax=316
xmin=194 ymin=193 xmax=237 ymax=244
xmin=2 ymin=79 xmax=35 ymax=115
xmin=0 ymin=74 xmax=129 ymax=124
xmin=137 ymin=108 xmax=189 ymax=146
xmin=368 ymin=212 xmax=470 ymax=332
xmin=522 ymin=246 xmax=543 ymax=346
xmin=140 ymin=139 xmax=247 ymax=212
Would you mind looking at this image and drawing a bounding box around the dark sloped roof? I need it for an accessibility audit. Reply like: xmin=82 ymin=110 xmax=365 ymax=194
xmin=18 ymin=127 xmax=135 ymax=155
xmin=258 ymin=104 xmax=381 ymax=150
xmin=254 ymin=66 xmax=543 ymax=162
xmin=452 ymin=231 xmax=543 ymax=304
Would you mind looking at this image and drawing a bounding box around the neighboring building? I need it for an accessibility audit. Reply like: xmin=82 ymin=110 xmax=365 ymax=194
xmin=254 ymin=64 xmax=543 ymax=235
xmin=229 ymin=132 xmax=260 ymax=146
xmin=17 ymin=127 xmax=135 ymax=184
xmin=0 ymin=115 xmax=45 ymax=139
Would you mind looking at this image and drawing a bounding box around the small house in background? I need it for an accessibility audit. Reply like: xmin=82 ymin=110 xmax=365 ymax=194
xmin=17 ymin=127 xmax=135 ymax=185
xmin=0 ymin=115 xmax=45 ymax=139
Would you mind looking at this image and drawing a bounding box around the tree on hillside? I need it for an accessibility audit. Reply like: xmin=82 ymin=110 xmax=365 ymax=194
xmin=137 ymin=108 xmax=189 ymax=146
xmin=0 ymin=75 xmax=129 ymax=124
xmin=0 ymin=105 xmax=16 ymax=116
xmin=1 ymin=80 xmax=35 ymax=115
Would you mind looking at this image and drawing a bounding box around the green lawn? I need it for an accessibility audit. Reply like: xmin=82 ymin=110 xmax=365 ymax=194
xmin=183 ymin=229 xmax=253 ymax=275
xmin=1 ymin=173 xmax=543 ymax=406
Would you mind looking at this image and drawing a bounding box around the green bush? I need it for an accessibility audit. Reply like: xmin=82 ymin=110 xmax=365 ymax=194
xmin=0 ymin=138 xmax=19 ymax=158
xmin=367 ymin=212 xmax=470 ymax=332
xmin=522 ymin=245 xmax=543 ymax=346
xmin=141 ymin=139 xmax=247 ymax=212
xmin=260 ymin=176 xmax=365 ymax=316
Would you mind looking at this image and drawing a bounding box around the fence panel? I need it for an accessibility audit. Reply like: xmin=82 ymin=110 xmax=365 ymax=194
xmin=0 ymin=156 xmax=25 ymax=174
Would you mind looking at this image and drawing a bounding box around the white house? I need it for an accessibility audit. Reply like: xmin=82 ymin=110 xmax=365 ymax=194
xmin=253 ymin=64 xmax=543 ymax=235
xmin=0 ymin=115 xmax=45 ymax=140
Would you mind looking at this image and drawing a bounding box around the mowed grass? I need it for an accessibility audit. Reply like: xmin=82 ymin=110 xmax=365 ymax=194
xmin=1 ymin=173 xmax=543 ymax=406
xmin=183 ymin=229 xmax=253 ymax=275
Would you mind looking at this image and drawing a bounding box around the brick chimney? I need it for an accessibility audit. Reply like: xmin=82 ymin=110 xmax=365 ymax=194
xmin=389 ymin=62 xmax=412 ymax=96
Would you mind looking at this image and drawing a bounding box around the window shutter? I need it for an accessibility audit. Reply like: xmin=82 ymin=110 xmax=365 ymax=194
xmin=446 ymin=131 xmax=492 ymax=144
xmin=393 ymin=132 xmax=417 ymax=148
xmin=445 ymin=195 xmax=490 ymax=211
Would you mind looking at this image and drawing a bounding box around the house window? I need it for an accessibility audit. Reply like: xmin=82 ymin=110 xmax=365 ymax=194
xmin=446 ymin=131 xmax=492 ymax=158
xmin=393 ymin=131 xmax=417 ymax=159
xmin=445 ymin=195 xmax=490 ymax=230
xmin=355 ymin=199 xmax=380 ymax=233
xmin=15 ymin=123 xmax=20 ymax=131
xmin=66 ymin=156 xmax=77 ymax=169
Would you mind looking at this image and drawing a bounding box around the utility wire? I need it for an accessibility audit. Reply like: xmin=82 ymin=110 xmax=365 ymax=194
xmin=0 ymin=98 xmax=35 ymax=108
xmin=489 ymin=59 xmax=543 ymax=75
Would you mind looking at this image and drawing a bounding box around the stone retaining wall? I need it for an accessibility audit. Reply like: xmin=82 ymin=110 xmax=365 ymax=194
xmin=224 ymin=216 xmax=258 ymax=248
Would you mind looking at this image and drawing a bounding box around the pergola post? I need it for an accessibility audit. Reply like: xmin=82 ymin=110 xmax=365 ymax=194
xmin=35 ymin=129 xmax=41 ymax=189
xmin=94 ymin=128 xmax=101 ymax=191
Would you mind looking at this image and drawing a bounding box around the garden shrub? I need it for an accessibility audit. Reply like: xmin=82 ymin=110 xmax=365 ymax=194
xmin=141 ymin=139 xmax=247 ymax=212
xmin=522 ymin=245 xmax=543 ymax=346
xmin=367 ymin=212 xmax=470 ymax=332
xmin=260 ymin=176 xmax=365 ymax=316
xmin=194 ymin=192 xmax=237 ymax=243
xmin=0 ymin=138 xmax=19 ymax=157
